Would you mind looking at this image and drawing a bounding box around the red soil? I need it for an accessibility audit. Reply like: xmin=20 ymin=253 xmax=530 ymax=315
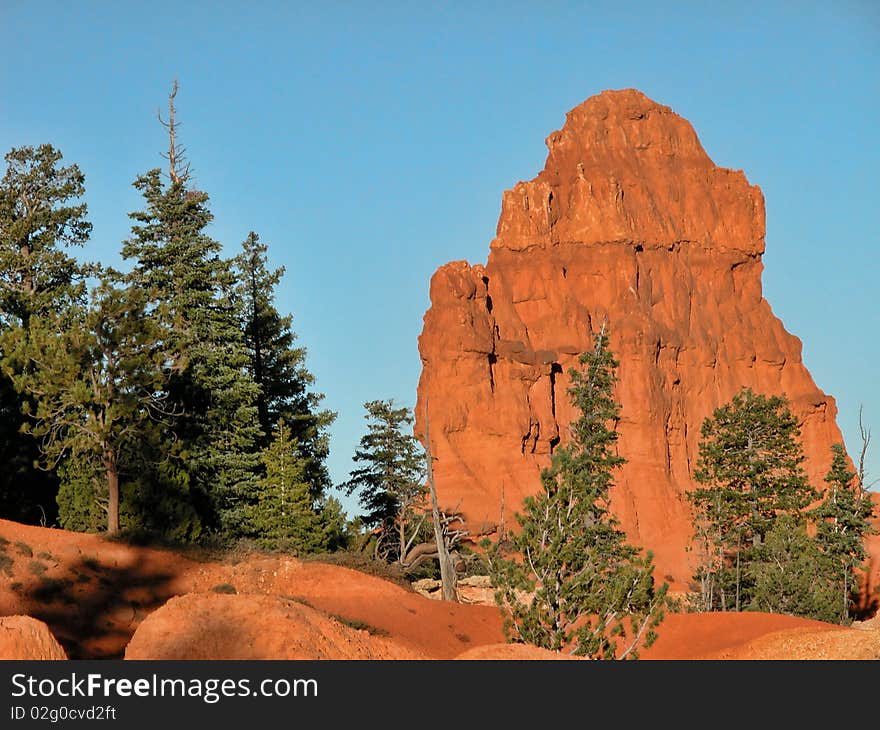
xmin=1 ymin=518 xmax=877 ymax=660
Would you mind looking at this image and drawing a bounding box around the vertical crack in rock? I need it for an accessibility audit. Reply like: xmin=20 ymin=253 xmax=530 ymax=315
xmin=549 ymin=363 xmax=563 ymax=453
xmin=634 ymin=250 xmax=641 ymax=295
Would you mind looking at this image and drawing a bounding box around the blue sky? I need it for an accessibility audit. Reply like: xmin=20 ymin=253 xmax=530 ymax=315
xmin=1 ymin=1 xmax=878 ymax=512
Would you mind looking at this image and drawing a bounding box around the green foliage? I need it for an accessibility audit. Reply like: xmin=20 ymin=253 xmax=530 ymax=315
xmin=688 ymin=395 xmax=874 ymax=624
xmin=5 ymin=279 xmax=171 ymax=533
xmin=56 ymin=454 xmax=107 ymax=533
xmin=809 ymin=443 xmax=876 ymax=623
xmin=341 ymin=400 xmax=427 ymax=563
xmin=329 ymin=614 xmax=390 ymax=636
xmin=746 ymin=515 xmax=839 ymax=622
xmin=233 ymin=231 xmax=335 ymax=495
xmin=121 ymin=168 xmax=262 ymax=537
xmin=246 ymin=419 xmax=338 ymax=554
xmin=210 ymin=583 xmax=237 ymax=594
xmin=486 ymin=324 xmax=667 ymax=659
xmin=0 ymin=144 xmax=91 ymax=328
xmin=0 ymin=104 xmax=335 ymax=554
xmin=688 ymin=388 xmax=816 ymax=612
xmin=318 ymin=495 xmax=349 ymax=552
xmin=0 ymin=144 xmax=90 ymax=525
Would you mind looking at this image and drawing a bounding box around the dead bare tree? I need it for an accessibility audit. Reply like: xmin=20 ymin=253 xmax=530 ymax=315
xmin=424 ymin=402 xmax=457 ymax=601
xmin=398 ymin=506 xmax=476 ymax=572
xmin=857 ymin=405 xmax=875 ymax=492
xmin=158 ymin=79 xmax=191 ymax=185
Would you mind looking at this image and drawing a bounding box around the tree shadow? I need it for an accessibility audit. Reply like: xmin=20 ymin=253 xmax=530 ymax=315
xmin=853 ymin=559 xmax=879 ymax=621
xmin=13 ymin=553 xmax=176 ymax=659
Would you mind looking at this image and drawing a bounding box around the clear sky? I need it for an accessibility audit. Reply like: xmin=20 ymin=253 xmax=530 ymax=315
xmin=1 ymin=1 xmax=878 ymax=513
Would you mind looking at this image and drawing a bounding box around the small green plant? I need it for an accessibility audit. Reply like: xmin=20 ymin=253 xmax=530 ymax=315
xmin=284 ymin=595 xmax=314 ymax=609
xmin=0 ymin=553 xmax=13 ymax=576
xmin=210 ymin=583 xmax=237 ymax=594
xmin=28 ymin=560 xmax=48 ymax=576
xmin=14 ymin=541 xmax=33 ymax=558
xmin=0 ymin=535 xmax=10 ymax=549
xmin=36 ymin=551 xmax=53 ymax=561
xmin=82 ymin=556 xmax=102 ymax=571
xmin=330 ymin=614 xmax=389 ymax=637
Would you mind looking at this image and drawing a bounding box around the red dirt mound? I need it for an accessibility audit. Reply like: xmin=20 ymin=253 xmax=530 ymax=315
xmin=0 ymin=615 xmax=67 ymax=660
xmin=643 ymin=612 xmax=873 ymax=660
xmin=124 ymin=593 xmax=424 ymax=660
xmin=455 ymin=644 xmax=581 ymax=660
xmin=0 ymin=519 xmax=503 ymax=659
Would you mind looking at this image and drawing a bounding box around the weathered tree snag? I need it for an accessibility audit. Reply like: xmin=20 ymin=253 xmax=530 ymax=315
xmin=424 ymin=404 xmax=457 ymax=601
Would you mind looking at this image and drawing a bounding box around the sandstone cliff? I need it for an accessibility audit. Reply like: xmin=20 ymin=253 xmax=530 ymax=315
xmin=415 ymin=89 xmax=844 ymax=586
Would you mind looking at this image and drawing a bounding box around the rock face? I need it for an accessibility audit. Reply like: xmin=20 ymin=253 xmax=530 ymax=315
xmin=0 ymin=616 xmax=67 ymax=660
xmin=415 ymin=89 xmax=844 ymax=585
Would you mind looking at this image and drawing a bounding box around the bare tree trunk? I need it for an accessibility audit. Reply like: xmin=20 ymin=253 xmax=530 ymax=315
xmin=424 ymin=403 xmax=457 ymax=602
xmin=858 ymin=406 xmax=872 ymax=491
xmin=735 ymin=533 xmax=742 ymax=612
xmin=499 ymin=482 xmax=506 ymax=542
xmin=159 ymin=79 xmax=189 ymax=185
xmin=104 ymin=449 xmax=120 ymax=535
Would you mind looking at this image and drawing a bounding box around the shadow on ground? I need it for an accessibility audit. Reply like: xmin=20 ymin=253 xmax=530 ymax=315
xmin=13 ymin=554 xmax=176 ymax=659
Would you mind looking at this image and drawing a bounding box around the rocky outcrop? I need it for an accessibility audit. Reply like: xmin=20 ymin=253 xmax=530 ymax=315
xmin=0 ymin=616 xmax=67 ymax=659
xmin=415 ymin=89 xmax=844 ymax=585
xmin=123 ymin=593 xmax=425 ymax=660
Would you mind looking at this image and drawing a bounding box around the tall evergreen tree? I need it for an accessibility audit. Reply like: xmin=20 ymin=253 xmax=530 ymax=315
xmin=486 ymin=324 xmax=667 ymax=659
xmin=810 ymin=443 xmax=876 ymax=622
xmin=0 ymin=144 xmax=92 ymax=524
xmin=3 ymin=280 xmax=169 ymax=534
xmin=341 ymin=400 xmax=427 ymax=564
xmin=233 ymin=231 xmax=335 ymax=494
xmin=120 ymin=86 xmax=262 ymax=537
xmin=688 ymin=388 xmax=817 ymax=612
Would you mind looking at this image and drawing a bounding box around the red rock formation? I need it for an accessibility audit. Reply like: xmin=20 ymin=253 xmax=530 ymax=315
xmin=0 ymin=616 xmax=67 ymax=660
xmin=415 ymin=89 xmax=845 ymax=586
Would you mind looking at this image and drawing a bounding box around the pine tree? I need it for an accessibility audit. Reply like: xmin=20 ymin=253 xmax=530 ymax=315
xmin=0 ymin=144 xmax=92 ymax=524
xmin=486 ymin=324 xmax=667 ymax=659
xmin=233 ymin=231 xmax=335 ymax=494
xmin=810 ymin=443 xmax=876 ymax=623
xmin=3 ymin=280 xmax=169 ymax=534
xmin=688 ymin=388 xmax=816 ymax=612
xmin=120 ymin=86 xmax=262 ymax=538
xmin=247 ymin=419 xmax=331 ymax=553
xmin=341 ymin=400 xmax=427 ymax=564
xmin=747 ymin=514 xmax=839 ymax=621
xmin=0 ymin=144 xmax=91 ymax=329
